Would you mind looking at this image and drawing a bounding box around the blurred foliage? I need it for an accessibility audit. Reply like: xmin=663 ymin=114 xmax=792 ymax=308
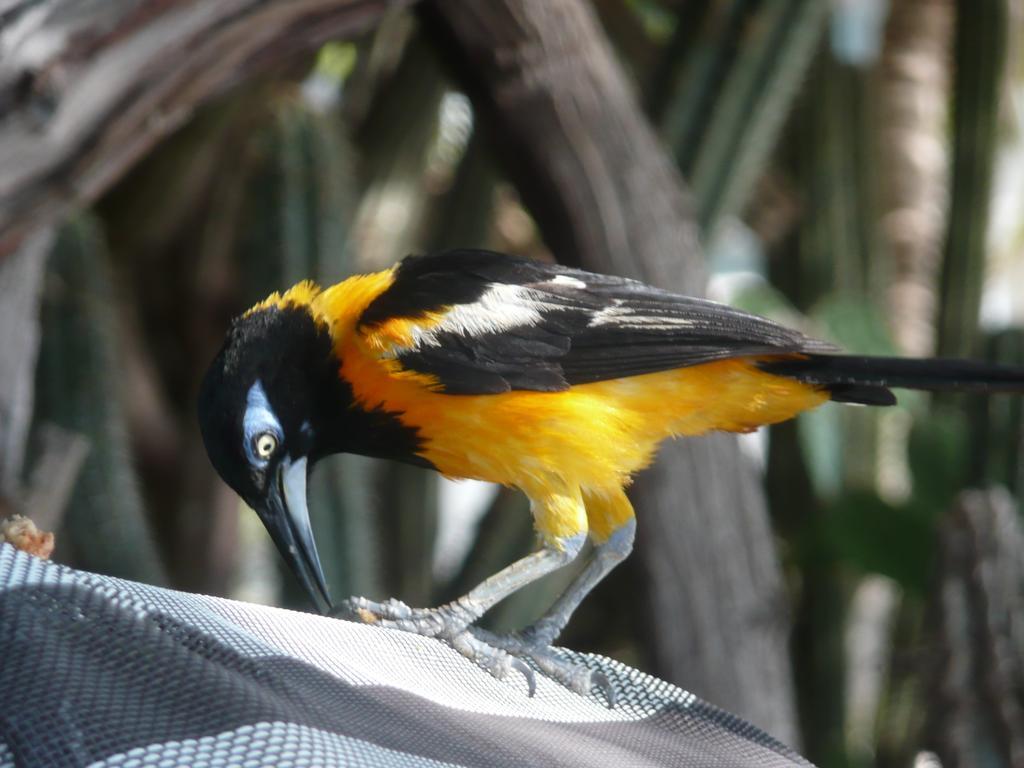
xmin=938 ymin=0 xmax=1009 ymax=361
xmin=15 ymin=2 xmax=1024 ymax=767
xmin=30 ymin=217 xmax=166 ymax=585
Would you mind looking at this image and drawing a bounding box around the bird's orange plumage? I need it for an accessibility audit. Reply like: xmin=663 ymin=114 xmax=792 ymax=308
xmin=265 ymin=267 xmax=828 ymax=542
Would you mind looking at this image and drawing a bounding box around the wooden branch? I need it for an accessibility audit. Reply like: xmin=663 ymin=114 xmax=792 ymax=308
xmin=424 ymin=0 xmax=702 ymax=287
xmin=0 ymin=0 xmax=412 ymax=255
xmin=425 ymin=0 xmax=799 ymax=744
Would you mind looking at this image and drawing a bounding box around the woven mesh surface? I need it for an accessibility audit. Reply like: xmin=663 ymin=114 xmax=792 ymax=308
xmin=0 ymin=544 xmax=812 ymax=767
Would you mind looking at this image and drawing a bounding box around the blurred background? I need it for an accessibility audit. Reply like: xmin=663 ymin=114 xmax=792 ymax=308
xmin=2 ymin=1 xmax=1024 ymax=766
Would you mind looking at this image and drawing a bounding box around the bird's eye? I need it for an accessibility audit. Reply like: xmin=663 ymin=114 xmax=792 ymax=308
xmin=254 ymin=432 xmax=278 ymax=459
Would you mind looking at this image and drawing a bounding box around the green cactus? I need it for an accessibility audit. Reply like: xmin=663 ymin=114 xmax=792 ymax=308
xmin=654 ymin=0 xmax=829 ymax=238
xmin=31 ymin=216 xmax=166 ymax=585
xmin=937 ymin=0 xmax=1008 ymax=360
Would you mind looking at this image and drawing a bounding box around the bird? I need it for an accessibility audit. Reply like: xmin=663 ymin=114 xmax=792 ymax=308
xmin=198 ymin=248 xmax=1024 ymax=704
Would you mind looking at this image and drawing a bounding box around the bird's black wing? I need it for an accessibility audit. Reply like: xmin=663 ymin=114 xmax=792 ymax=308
xmin=358 ymin=250 xmax=837 ymax=394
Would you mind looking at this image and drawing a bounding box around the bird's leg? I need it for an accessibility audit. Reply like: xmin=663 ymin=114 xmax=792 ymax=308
xmin=521 ymin=518 xmax=635 ymax=647
xmin=526 ymin=486 xmax=636 ymax=645
xmin=337 ymin=487 xmax=588 ymax=690
xmin=472 ymin=489 xmax=636 ymax=705
xmin=340 ymin=535 xmax=585 ymax=636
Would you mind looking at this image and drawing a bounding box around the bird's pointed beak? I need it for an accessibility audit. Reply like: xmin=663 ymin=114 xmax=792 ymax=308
xmin=258 ymin=456 xmax=332 ymax=613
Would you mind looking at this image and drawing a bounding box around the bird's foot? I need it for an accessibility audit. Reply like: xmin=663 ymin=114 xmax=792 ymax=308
xmin=334 ymin=596 xmax=536 ymax=693
xmin=472 ymin=627 xmax=617 ymax=708
xmin=448 ymin=629 xmax=537 ymax=696
xmin=334 ymin=595 xmax=477 ymax=636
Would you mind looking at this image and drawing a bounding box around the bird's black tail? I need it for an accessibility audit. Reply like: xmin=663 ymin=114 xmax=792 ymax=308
xmin=760 ymin=354 xmax=1024 ymax=407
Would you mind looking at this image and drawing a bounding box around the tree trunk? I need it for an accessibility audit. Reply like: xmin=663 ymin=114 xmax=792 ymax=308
xmin=878 ymin=0 xmax=953 ymax=358
xmin=425 ymin=0 xmax=799 ymax=744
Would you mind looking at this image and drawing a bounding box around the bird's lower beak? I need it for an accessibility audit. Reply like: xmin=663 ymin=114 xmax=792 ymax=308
xmin=259 ymin=457 xmax=332 ymax=613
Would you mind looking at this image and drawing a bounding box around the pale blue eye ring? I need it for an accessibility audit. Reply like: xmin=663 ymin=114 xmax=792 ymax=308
xmin=243 ymin=380 xmax=283 ymax=466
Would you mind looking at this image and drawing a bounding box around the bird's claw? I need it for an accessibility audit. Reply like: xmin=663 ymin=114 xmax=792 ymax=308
xmin=591 ymin=671 xmax=616 ymax=709
xmin=510 ymin=657 xmax=537 ymax=697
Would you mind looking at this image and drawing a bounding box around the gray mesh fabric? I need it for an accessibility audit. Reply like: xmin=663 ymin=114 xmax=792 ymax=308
xmin=0 ymin=544 xmax=812 ymax=767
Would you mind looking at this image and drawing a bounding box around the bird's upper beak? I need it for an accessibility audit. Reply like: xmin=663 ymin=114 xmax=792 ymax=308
xmin=258 ymin=456 xmax=332 ymax=613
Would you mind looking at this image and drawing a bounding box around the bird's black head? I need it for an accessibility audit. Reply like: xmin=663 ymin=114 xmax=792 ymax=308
xmin=198 ymin=296 xmax=340 ymax=613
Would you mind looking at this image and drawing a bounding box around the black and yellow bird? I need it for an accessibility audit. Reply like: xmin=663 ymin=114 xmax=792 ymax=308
xmin=198 ymin=249 xmax=1024 ymax=702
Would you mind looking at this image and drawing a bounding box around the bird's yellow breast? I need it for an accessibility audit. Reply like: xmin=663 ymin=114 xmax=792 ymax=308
xmin=311 ymin=271 xmax=828 ymax=496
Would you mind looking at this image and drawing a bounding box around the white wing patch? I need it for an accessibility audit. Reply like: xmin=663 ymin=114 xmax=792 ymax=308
xmin=549 ymin=274 xmax=587 ymax=289
xmin=385 ymin=280 xmax=702 ymax=360
xmin=390 ymin=283 xmax=563 ymax=355
xmin=589 ymin=301 xmax=695 ymax=329
xmin=589 ymin=301 xmax=628 ymax=326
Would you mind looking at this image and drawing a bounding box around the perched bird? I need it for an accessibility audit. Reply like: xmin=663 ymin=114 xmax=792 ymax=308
xmin=198 ymin=249 xmax=1024 ymax=703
